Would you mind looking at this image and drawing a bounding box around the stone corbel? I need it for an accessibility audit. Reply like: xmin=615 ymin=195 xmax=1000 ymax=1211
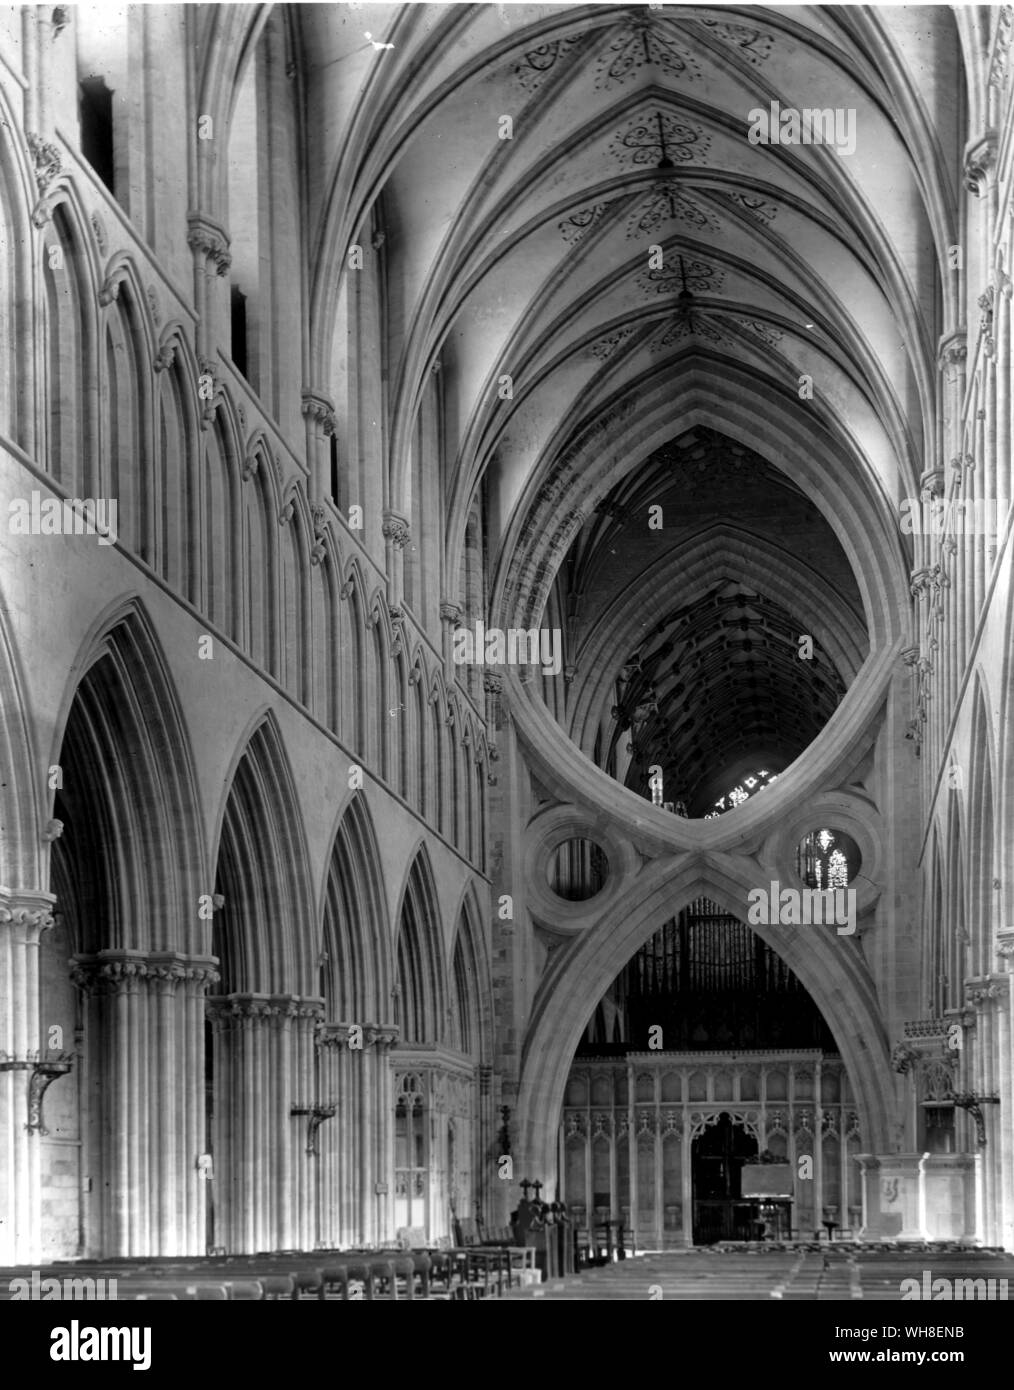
xmin=950 ymin=1093 xmax=999 ymax=1146
xmin=290 ymin=1101 xmax=337 ymax=1156
xmin=919 ymin=468 xmax=945 ymax=501
xmin=153 ymin=342 xmax=176 ymax=374
xmin=301 ymin=391 xmax=337 ymax=436
xmin=42 ymin=819 xmax=63 ymax=842
xmin=382 ymin=512 xmax=411 ymax=550
xmin=98 ymin=271 xmax=123 ymax=308
xmin=27 ymin=133 xmax=62 ymax=191
xmin=963 ymin=131 xmax=997 ymax=196
xmin=26 ymin=1057 xmax=74 ymax=1135
xmin=937 ymin=332 xmax=967 ymax=373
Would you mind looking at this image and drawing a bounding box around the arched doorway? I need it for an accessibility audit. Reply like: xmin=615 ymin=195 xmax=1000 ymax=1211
xmin=556 ymin=898 xmax=865 ymax=1248
xmin=691 ymin=1113 xmax=758 ymax=1244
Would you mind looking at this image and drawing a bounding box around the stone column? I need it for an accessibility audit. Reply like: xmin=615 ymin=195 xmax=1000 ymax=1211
xmin=440 ymin=600 xmax=462 ymax=685
xmin=186 ymin=213 xmax=231 ymax=366
xmin=0 ymin=893 xmax=56 ymax=1264
xmin=382 ymin=512 xmax=410 ymax=610
xmin=205 ymin=993 xmax=321 ymax=1254
xmin=368 ymin=1025 xmax=399 ymax=1243
xmin=70 ymin=950 xmax=219 ymax=1257
xmin=317 ymin=1023 xmax=352 ymax=1249
xmin=302 ymin=391 xmax=337 ymax=505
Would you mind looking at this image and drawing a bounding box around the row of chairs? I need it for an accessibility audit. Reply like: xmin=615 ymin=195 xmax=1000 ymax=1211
xmin=0 ymin=1243 xmax=530 ymax=1301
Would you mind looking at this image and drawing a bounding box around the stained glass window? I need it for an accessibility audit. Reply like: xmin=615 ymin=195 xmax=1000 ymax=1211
xmin=796 ymin=829 xmax=859 ymax=890
xmin=706 ymin=769 xmax=779 ymax=817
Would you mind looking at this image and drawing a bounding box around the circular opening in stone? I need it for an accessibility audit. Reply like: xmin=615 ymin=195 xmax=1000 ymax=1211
xmin=547 ymin=838 xmax=609 ymax=901
xmin=795 ymin=828 xmax=861 ymax=890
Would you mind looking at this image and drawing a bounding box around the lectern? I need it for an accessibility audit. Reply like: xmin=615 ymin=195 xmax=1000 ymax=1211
xmin=740 ymin=1163 xmax=793 ymax=1240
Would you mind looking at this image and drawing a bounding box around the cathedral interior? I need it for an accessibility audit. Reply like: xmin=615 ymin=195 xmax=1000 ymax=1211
xmin=1 ymin=1 xmax=1014 ymax=1300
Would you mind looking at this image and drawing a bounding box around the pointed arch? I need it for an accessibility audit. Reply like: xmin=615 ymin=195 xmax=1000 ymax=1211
xmin=516 ymin=855 xmax=894 ymax=1186
xmin=342 ymin=557 xmax=370 ymax=758
xmin=155 ymin=330 xmax=200 ymax=601
xmin=319 ymin=793 xmax=391 ymax=1021
xmin=51 ymin=598 xmax=206 ymax=956
xmin=280 ymin=484 xmax=312 ymax=704
xmin=240 ymin=440 xmax=281 ymax=675
xmin=944 ymin=788 xmax=966 ymax=1015
xmin=394 ymin=845 xmax=446 ymax=1045
xmin=101 ymin=273 xmax=153 ymax=556
xmin=1 ymin=89 xmax=36 ymax=448
xmin=968 ymin=675 xmax=997 ymax=979
xmin=0 ymin=601 xmax=46 ymax=892
xmin=42 ymin=200 xmax=98 ymax=493
xmin=447 ymin=881 xmax=492 ymax=1060
xmin=203 ymin=407 xmax=242 ymax=640
xmin=212 ymin=711 xmax=315 ymax=995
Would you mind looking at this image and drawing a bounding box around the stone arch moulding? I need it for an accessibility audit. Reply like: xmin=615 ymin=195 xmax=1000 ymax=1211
xmin=48 ymin=595 xmax=207 ymax=952
xmin=505 ymin=634 xmax=904 ymax=860
xmin=522 ymin=802 xmax=640 ymax=934
xmin=514 ymin=856 xmax=893 ymax=1190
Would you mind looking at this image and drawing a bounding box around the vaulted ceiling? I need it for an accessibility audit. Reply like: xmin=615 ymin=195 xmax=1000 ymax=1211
xmin=301 ymin=2 xmax=961 ymax=816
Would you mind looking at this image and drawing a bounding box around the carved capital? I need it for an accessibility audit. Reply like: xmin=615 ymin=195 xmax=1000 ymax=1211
xmin=482 ymin=672 xmax=504 ymax=696
xmin=440 ymin=601 xmax=462 ymax=625
xmin=0 ymin=903 xmax=56 ymax=941
xmin=71 ymin=951 xmax=220 ymax=996
xmin=301 ymin=391 xmax=337 ymax=436
xmin=382 ymin=512 xmax=411 ymax=549
xmin=187 ymin=215 xmax=232 ymax=275
xmin=206 ymin=993 xmax=323 ymax=1027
